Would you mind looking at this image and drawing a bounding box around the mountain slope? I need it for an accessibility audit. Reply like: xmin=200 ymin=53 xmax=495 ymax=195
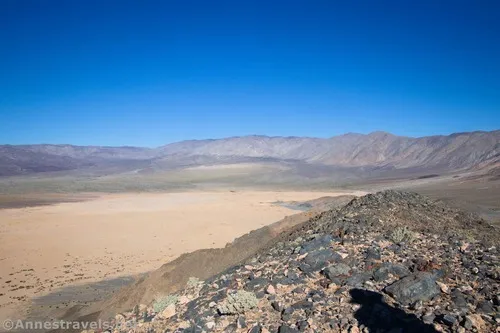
xmin=0 ymin=130 xmax=498 ymax=177
xmin=157 ymin=130 xmax=500 ymax=171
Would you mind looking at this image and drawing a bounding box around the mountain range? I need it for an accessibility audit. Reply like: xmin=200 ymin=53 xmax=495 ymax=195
xmin=1 ymin=130 xmax=499 ymax=178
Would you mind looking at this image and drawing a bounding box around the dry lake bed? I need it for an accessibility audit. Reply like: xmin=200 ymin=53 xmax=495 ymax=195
xmin=0 ymin=190 xmax=365 ymax=320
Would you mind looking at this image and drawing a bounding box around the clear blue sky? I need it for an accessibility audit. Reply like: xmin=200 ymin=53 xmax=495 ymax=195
xmin=1 ymin=0 xmax=499 ymax=146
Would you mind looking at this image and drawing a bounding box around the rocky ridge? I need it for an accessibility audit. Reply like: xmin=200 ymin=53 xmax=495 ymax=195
xmin=87 ymin=191 xmax=499 ymax=333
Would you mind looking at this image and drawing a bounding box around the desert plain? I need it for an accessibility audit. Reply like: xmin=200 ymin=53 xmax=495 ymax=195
xmin=0 ymin=189 xmax=365 ymax=320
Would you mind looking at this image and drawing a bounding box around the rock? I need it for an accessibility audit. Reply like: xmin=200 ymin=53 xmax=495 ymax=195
xmin=459 ymin=243 xmax=470 ymax=253
xmin=345 ymin=272 xmax=372 ymax=287
xmin=178 ymin=295 xmax=190 ymax=305
xmin=206 ymin=321 xmax=216 ymax=329
xmin=337 ymin=251 xmax=349 ymax=259
xmin=271 ymin=301 xmax=283 ymax=312
xmin=349 ymin=325 xmax=360 ymax=333
xmin=278 ymin=325 xmax=299 ymax=333
xmin=297 ymin=320 xmax=308 ymax=331
xmin=224 ymin=324 xmax=238 ymax=332
xmin=441 ymin=314 xmax=457 ymax=326
xmin=246 ymin=277 xmax=269 ymax=291
xmin=477 ymin=300 xmax=494 ymax=314
xmin=450 ymin=289 xmax=468 ymax=308
xmin=304 ymin=249 xmax=342 ymax=271
xmin=410 ymin=300 xmax=423 ymax=311
xmin=159 ymin=303 xmax=176 ymax=319
xmin=384 ymin=272 xmax=440 ymax=305
xmin=299 ymin=235 xmax=335 ymax=254
xmin=265 ymin=285 xmax=276 ymax=295
xmin=422 ymin=313 xmax=436 ymax=324
xmin=436 ymin=281 xmax=449 ymax=294
xmin=291 ymin=300 xmax=314 ymax=310
xmin=372 ymin=263 xmax=409 ymax=282
xmin=248 ymin=324 xmax=261 ymax=333
xmin=324 ymin=263 xmax=351 ymax=279
xmin=237 ymin=316 xmax=247 ymax=328
xmin=463 ymin=314 xmax=485 ymax=331
xmin=365 ymin=247 xmax=381 ymax=261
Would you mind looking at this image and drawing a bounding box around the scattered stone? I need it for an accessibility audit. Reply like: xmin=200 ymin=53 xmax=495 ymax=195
xmin=324 ymin=263 xmax=351 ymax=279
xmin=463 ymin=314 xmax=485 ymax=331
xmin=422 ymin=313 xmax=436 ymax=324
xmin=158 ymin=303 xmax=176 ymax=319
xmin=441 ymin=314 xmax=457 ymax=326
xmin=248 ymin=324 xmax=261 ymax=333
xmin=346 ymin=272 xmax=372 ymax=287
xmin=436 ymin=281 xmax=449 ymax=294
xmin=178 ymin=295 xmax=190 ymax=304
xmin=384 ymin=272 xmax=440 ymax=305
xmin=222 ymin=324 xmax=236 ymax=332
xmin=477 ymin=300 xmax=494 ymax=314
xmin=271 ymin=301 xmax=283 ymax=312
xmin=265 ymin=285 xmax=276 ymax=295
xmin=450 ymin=289 xmax=468 ymax=309
xmin=297 ymin=320 xmax=308 ymax=331
xmin=303 ymin=249 xmax=342 ymax=271
xmin=365 ymin=247 xmax=381 ymax=261
xmin=278 ymin=325 xmax=299 ymax=333
xmin=349 ymin=325 xmax=360 ymax=333
xmin=237 ymin=316 xmax=247 ymax=329
xmin=372 ymin=263 xmax=409 ymax=282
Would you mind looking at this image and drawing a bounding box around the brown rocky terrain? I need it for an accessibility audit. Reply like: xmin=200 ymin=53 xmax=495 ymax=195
xmin=57 ymin=191 xmax=499 ymax=333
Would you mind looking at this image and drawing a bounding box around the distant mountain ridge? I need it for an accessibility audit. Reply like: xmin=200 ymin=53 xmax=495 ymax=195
xmin=0 ymin=130 xmax=498 ymax=177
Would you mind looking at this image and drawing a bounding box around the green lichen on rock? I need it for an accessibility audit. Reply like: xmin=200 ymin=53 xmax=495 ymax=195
xmin=217 ymin=290 xmax=258 ymax=315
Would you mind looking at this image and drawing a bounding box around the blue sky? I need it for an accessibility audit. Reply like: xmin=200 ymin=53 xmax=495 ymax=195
xmin=1 ymin=0 xmax=499 ymax=146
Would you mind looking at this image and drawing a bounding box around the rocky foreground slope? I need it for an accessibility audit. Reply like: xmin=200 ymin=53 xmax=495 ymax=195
xmin=87 ymin=191 xmax=499 ymax=333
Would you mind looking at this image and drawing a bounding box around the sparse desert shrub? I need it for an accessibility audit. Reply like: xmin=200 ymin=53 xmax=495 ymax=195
xmin=186 ymin=276 xmax=202 ymax=288
xmin=390 ymin=226 xmax=417 ymax=244
xmin=152 ymin=294 xmax=178 ymax=313
xmin=217 ymin=290 xmax=258 ymax=315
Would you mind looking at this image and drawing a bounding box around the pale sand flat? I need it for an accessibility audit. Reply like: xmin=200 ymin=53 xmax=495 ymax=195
xmin=0 ymin=190 xmax=365 ymax=319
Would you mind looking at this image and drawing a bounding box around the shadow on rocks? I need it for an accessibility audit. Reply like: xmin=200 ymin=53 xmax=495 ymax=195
xmin=350 ymin=289 xmax=438 ymax=333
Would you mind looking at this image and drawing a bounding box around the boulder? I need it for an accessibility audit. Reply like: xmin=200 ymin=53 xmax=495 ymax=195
xmin=384 ymin=272 xmax=440 ymax=305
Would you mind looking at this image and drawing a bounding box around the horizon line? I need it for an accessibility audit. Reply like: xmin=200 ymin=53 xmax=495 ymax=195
xmin=1 ymin=129 xmax=498 ymax=149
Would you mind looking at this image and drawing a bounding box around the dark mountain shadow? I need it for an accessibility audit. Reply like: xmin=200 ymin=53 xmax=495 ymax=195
xmin=350 ymin=288 xmax=438 ymax=333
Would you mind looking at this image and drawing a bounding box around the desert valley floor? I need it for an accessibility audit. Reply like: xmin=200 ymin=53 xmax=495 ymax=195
xmin=0 ymin=190 xmax=365 ymax=320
